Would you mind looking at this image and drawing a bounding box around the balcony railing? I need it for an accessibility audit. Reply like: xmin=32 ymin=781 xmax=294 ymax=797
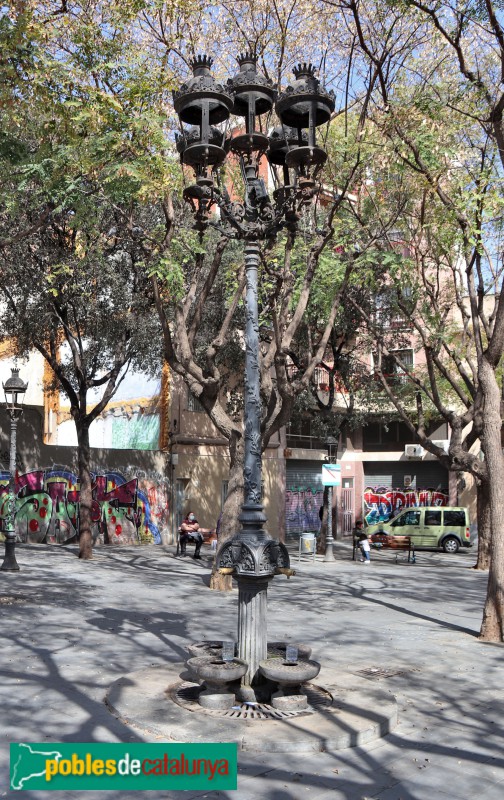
xmin=285 ymin=432 xmax=326 ymax=450
xmin=287 ymin=364 xmax=346 ymax=392
xmin=373 ymin=371 xmax=411 ymax=387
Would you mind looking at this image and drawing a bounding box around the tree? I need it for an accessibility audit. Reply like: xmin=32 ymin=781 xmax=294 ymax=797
xmin=0 ymin=207 xmax=161 ymax=558
xmin=326 ymin=0 xmax=504 ymax=639
xmin=130 ymin=0 xmax=381 ymax=587
xmin=397 ymin=0 xmax=504 ymax=645
xmin=0 ymin=4 xmax=165 ymax=558
xmin=1 ymin=1 xmax=363 ymax=568
xmin=151 ymin=203 xmax=358 ymax=587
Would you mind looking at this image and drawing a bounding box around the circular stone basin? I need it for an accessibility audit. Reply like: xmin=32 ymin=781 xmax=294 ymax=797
xmin=267 ymin=642 xmax=312 ymax=660
xmin=259 ymin=657 xmax=321 ymax=686
xmin=187 ymin=656 xmax=248 ymax=686
xmin=186 ymin=641 xmax=223 ymax=659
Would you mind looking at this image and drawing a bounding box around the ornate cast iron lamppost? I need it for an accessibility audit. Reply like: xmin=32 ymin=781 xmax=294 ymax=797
xmin=174 ymin=54 xmax=334 ymax=700
xmin=324 ymin=436 xmax=339 ymax=562
xmin=1 ymin=367 xmax=28 ymax=572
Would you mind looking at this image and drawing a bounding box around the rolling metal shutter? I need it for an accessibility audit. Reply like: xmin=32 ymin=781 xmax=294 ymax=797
xmin=363 ymin=461 xmax=448 ymax=491
xmin=285 ymin=462 xmax=324 ymax=542
xmin=363 ymin=461 xmax=449 ymax=523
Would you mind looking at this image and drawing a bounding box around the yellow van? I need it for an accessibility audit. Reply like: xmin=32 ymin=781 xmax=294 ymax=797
xmin=367 ymin=507 xmax=472 ymax=554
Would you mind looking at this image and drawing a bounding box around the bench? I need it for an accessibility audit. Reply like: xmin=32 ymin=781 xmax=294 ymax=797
xmin=371 ymin=533 xmax=415 ymax=562
xmin=176 ymin=528 xmax=217 ymax=556
xmin=353 ymin=534 xmax=415 ymax=563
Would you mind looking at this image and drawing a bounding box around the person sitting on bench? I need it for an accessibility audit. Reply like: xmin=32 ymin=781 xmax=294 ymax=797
xmin=179 ymin=512 xmax=204 ymax=559
xmin=353 ymin=520 xmax=371 ymax=563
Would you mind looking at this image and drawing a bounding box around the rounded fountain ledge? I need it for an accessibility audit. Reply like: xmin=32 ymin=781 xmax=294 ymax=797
xmin=171 ymin=679 xmax=332 ymax=718
xmin=267 ymin=642 xmax=312 ymax=659
xmin=186 ymin=657 xmax=248 ymax=710
xmin=186 ymin=641 xmax=223 ymax=659
xmin=105 ymin=663 xmax=398 ymax=753
xmin=186 ymin=640 xmax=312 ymax=660
xmin=259 ymin=657 xmax=320 ymax=685
xmin=259 ymin=657 xmax=321 ymax=712
xmin=187 ymin=656 xmax=248 ymax=685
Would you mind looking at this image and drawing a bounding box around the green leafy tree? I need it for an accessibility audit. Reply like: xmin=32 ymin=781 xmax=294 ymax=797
xmin=0 ymin=3 xmax=167 ymax=558
xmin=329 ymin=0 xmax=504 ymax=640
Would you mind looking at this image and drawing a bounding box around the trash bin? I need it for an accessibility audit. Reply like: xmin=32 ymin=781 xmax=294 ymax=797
xmin=298 ymin=532 xmax=317 ymax=562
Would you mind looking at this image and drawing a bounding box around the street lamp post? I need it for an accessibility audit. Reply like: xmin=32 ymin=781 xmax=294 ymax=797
xmin=174 ymin=54 xmax=334 ymax=700
xmin=1 ymin=367 xmax=28 ymax=572
xmin=323 ymin=436 xmax=338 ymax=562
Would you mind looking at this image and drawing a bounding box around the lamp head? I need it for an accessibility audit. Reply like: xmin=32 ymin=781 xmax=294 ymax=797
xmin=3 ymin=367 xmax=28 ymax=411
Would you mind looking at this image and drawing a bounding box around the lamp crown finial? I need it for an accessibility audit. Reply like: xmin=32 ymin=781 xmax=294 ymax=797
xmin=292 ymin=62 xmax=317 ymax=79
xmin=190 ymin=54 xmax=213 ymax=71
xmin=237 ymin=51 xmax=257 ymax=66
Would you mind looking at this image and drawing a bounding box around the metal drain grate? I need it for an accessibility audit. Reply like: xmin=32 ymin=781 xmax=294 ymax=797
xmin=170 ymin=681 xmax=332 ymax=719
xmin=355 ymin=667 xmax=420 ymax=680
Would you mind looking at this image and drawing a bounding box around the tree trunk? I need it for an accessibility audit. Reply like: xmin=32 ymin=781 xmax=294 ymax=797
xmin=474 ymin=479 xmax=491 ymax=570
xmin=479 ymin=360 xmax=504 ymax=641
xmin=210 ymin=433 xmax=244 ymax=591
xmin=77 ymin=421 xmax=93 ymax=560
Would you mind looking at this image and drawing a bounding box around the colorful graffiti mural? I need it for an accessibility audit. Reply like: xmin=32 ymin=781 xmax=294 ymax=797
xmin=0 ymin=469 xmax=169 ymax=546
xmin=363 ymin=486 xmax=449 ymax=525
xmin=286 ymin=487 xmax=323 ymax=537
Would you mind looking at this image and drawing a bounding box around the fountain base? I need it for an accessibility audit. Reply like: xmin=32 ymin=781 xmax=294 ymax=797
xmin=105 ymin=663 xmax=398 ymax=753
xmin=271 ymin=692 xmax=308 ymax=711
xmin=198 ymin=687 xmax=236 ymax=710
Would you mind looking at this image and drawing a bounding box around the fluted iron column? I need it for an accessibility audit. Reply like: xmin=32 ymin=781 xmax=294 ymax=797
xmin=241 ymin=240 xmax=265 ymax=524
xmin=234 ymin=239 xmax=270 ymax=699
xmin=237 ymin=575 xmax=272 ymax=698
xmin=217 ymin=235 xmax=291 ymax=701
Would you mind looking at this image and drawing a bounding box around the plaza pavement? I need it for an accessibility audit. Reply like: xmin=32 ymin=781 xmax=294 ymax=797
xmin=0 ymin=538 xmax=502 ymax=800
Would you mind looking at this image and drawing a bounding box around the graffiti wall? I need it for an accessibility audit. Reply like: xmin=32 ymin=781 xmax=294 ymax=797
xmin=0 ymin=469 xmax=169 ymax=546
xmin=363 ymin=486 xmax=449 ymax=525
xmin=286 ymin=487 xmax=323 ymax=537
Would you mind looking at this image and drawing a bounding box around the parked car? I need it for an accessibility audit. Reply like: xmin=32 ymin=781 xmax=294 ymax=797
xmin=366 ymin=506 xmax=473 ymax=554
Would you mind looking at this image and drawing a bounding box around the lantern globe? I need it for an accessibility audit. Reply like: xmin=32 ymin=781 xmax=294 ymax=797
xmin=173 ymin=55 xmax=233 ymax=127
xmin=276 ymin=63 xmax=335 ymax=129
xmin=229 ymin=53 xmax=276 ymax=118
xmin=3 ymin=367 xmax=28 ymax=410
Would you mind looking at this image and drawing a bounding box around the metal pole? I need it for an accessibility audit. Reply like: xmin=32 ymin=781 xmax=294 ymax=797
xmin=324 ymin=484 xmax=335 ymax=562
xmin=1 ymin=410 xmax=20 ymax=571
xmin=236 ymin=238 xmax=272 ymax=698
xmin=241 ymin=240 xmax=263 ymax=514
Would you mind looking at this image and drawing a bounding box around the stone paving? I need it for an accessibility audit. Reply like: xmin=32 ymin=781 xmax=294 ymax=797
xmin=0 ymin=539 xmax=502 ymax=799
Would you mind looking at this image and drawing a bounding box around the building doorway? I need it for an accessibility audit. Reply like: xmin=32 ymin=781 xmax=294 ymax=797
xmin=341 ymin=477 xmax=354 ymax=534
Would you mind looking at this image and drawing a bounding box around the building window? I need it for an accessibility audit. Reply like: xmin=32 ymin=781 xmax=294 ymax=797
xmin=363 ymin=421 xmax=412 ymax=448
xmin=286 ymin=419 xmax=325 ymax=450
xmin=386 ymin=348 xmax=413 ymax=374
xmin=373 ymin=348 xmax=413 ymax=385
xmin=187 ymin=391 xmax=204 ymax=412
xmin=373 ymin=288 xmax=413 ymax=329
